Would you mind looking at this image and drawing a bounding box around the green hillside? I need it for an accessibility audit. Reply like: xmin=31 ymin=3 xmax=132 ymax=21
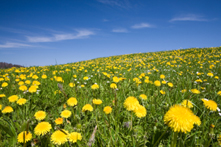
xmin=0 ymin=47 xmax=221 ymax=146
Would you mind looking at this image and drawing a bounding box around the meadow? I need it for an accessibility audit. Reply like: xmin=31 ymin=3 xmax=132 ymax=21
xmin=0 ymin=47 xmax=221 ymax=147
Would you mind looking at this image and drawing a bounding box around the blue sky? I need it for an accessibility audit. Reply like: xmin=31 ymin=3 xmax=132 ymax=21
xmin=0 ymin=0 xmax=220 ymax=66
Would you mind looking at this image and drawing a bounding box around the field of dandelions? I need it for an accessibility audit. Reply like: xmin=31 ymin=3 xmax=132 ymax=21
xmin=0 ymin=47 xmax=221 ymax=147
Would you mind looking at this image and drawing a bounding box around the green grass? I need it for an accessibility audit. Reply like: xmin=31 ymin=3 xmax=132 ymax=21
xmin=0 ymin=47 xmax=221 ymax=146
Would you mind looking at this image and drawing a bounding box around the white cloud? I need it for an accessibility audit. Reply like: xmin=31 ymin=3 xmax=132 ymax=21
xmin=0 ymin=42 xmax=31 ymax=48
xmin=103 ymin=19 xmax=109 ymax=22
xmin=170 ymin=14 xmax=207 ymax=22
xmin=97 ymin=0 xmax=130 ymax=8
xmin=131 ymin=23 xmax=153 ymax=29
xmin=27 ymin=30 xmax=94 ymax=43
xmin=112 ymin=28 xmax=128 ymax=33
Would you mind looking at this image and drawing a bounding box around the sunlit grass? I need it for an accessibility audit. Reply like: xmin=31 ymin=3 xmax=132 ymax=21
xmin=0 ymin=47 xmax=221 ymax=146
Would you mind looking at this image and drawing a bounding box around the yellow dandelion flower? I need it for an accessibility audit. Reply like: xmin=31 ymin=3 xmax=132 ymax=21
xmin=51 ymin=130 xmax=68 ymax=145
xmin=82 ymin=104 xmax=93 ymax=112
xmin=56 ymin=77 xmax=63 ymax=82
xmin=134 ymin=105 xmax=147 ymax=118
xmin=160 ymin=74 xmax=165 ymax=79
xmin=2 ymin=106 xmax=13 ymax=113
xmin=164 ymin=104 xmax=201 ymax=133
xmin=181 ymin=89 xmax=187 ymax=93
xmin=17 ymin=98 xmax=27 ymax=105
xmin=18 ymin=81 xmax=24 ymax=85
xmin=34 ymin=111 xmax=46 ymax=121
xmin=168 ymin=82 xmax=173 ymax=87
xmin=103 ymin=106 xmax=112 ymax=114
xmin=42 ymin=75 xmax=47 ymax=79
xmin=2 ymin=82 xmax=8 ymax=87
xmin=17 ymin=131 xmax=32 ymax=143
xmin=0 ymin=94 xmax=6 ymax=98
xmin=34 ymin=122 xmax=52 ymax=136
xmin=201 ymin=99 xmax=217 ymax=111
xmin=19 ymin=85 xmax=27 ymax=91
xmin=191 ymin=89 xmax=200 ymax=94
xmin=32 ymin=75 xmax=38 ymax=79
xmin=69 ymin=83 xmax=75 ymax=87
xmin=113 ymin=76 xmax=119 ymax=83
xmin=162 ymin=80 xmax=167 ymax=84
xmin=81 ymin=85 xmax=85 ymax=88
xmin=83 ymin=76 xmax=89 ymax=80
xmin=67 ymin=97 xmax=78 ymax=106
xmin=110 ymin=83 xmax=117 ymax=89
xmin=139 ymin=94 xmax=147 ymax=100
xmin=214 ymin=76 xmax=219 ymax=79
xmin=181 ymin=100 xmax=193 ymax=108
xmin=0 ymin=104 xmax=2 ymax=110
xmin=154 ymin=80 xmax=161 ymax=87
xmin=207 ymin=73 xmax=213 ymax=77
xmin=91 ymin=83 xmax=99 ymax=89
xmin=61 ymin=110 xmax=72 ymax=118
xmin=28 ymin=86 xmax=37 ymax=93
xmin=93 ymin=99 xmax=102 ymax=105
xmin=55 ymin=117 xmax=63 ymax=125
xmin=124 ymin=96 xmax=140 ymax=111
xmin=160 ymin=90 xmax=165 ymax=95
xmin=69 ymin=132 xmax=82 ymax=143
xmin=217 ymin=91 xmax=221 ymax=96
xmin=8 ymin=95 xmax=18 ymax=102
xmin=32 ymin=81 xmax=41 ymax=86
xmin=25 ymin=80 xmax=31 ymax=85
xmin=218 ymin=134 xmax=221 ymax=145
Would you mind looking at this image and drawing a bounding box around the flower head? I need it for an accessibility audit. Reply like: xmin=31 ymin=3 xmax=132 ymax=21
xmin=2 ymin=106 xmax=13 ymax=113
xmin=28 ymin=86 xmax=37 ymax=93
xmin=191 ymin=89 xmax=200 ymax=94
xmin=168 ymin=82 xmax=173 ymax=87
xmin=34 ymin=122 xmax=52 ymax=136
xmin=17 ymin=131 xmax=32 ymax=143
xmin=181 ymin=100 xmax=193 ymax=108
xmin=139 ymin=94 xmax=147 ymax=100
xmin=93 ymin=99 xmax=102 ymax=105
xmin=160 ymin=90 xmax=165 ymax=95
xmin=2 ymin=82 xmax=8 ymax=87
xmin=0 ymin=94 xmax=6 ymax=98
xmin=51 ymin=130 xmax=68 ymax=145
xmin=217 ymin=91 xmax=221 ymax=96
xmin=19 ymin=85 xmax=27 ymax=91
xmin=160 ymin=74 xmax=165 ymax=79
xmin=91 ymin=83 xmax=99 ymax=90
xmin=134 ymin=105 xmax=147 ymax=118
xmin=55 ymin=117 xmax=63 ymax=125
xmin=154 ymin=80 xmax=161 ymax=87
xmin=201 ymin=99 xmax=217 ymax=111
xmin=8 ymin=95 xmax=18 ymax=103
xmin=67 ymin=97 xmax=77 ymax=106
xmin=17 ymin=98 xmax=27 ymax=105
xmin=124 ymin=96 xmax=140 ymax=111
xmin=68 ymin=132 xmax=82 ymax=143
xmin=61 ymin=110 xmax=72 ymax=118
xmin=34 ymin=111 xmax=46 ymax=121
xmin=69 ymin=83 xmax=75 ymax=87
xmin=113 ymin=76 xmax=119 ymax=83
xmin=164 ymin=104 xmax=201 ymax=133
xmin=103 ymin=106 xmax=112 ymax=114
xmin=110 ymin=83 xmax=117 ymax=89
xmin=82 ymin=104 xmax=93 ymax=112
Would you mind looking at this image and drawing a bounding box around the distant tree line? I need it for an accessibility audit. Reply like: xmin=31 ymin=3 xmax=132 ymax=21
xmin=0 ymin=62 xmax=24 ymax=69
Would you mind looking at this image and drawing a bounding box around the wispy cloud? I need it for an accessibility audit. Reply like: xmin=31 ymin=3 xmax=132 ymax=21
xmin=131 ymin=23 xmax=154 ymax=29
xmin=97 ymin=0 xmax=130 ymax=8
xmin=112 ymin=28 xmax=128 ymax=33
xmin=27 ymin=30 xmax=94 ymax=43
xmin=103 ymin=19 xmax=109 ymax=22
xmin=0 ymin=42 xmax=31 ymax=48
xmin=170 ymin=14 xmax=208 ymax=22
